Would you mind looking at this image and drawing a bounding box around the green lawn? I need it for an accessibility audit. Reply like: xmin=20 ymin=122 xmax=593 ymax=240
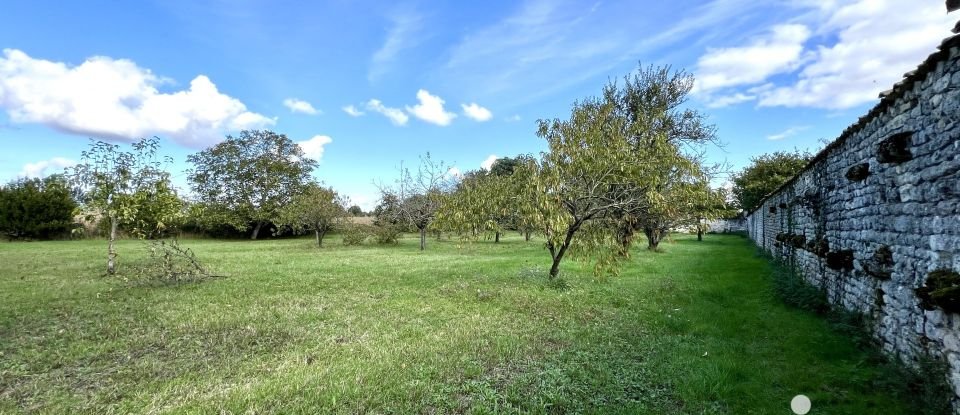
xmin=0 ymin=233 xmax=914 ymax=414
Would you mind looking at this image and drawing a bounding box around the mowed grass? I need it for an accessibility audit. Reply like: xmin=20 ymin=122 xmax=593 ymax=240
xmin=0 ymin=233 xmax=914 ymax=414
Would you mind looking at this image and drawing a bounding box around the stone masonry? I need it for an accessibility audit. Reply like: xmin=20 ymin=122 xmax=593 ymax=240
xmin=745 ymin=31 xmax=960 ymax=406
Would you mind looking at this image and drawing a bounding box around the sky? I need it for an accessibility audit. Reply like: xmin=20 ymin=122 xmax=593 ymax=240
xmin=0 ymin=0 xmax=956 ymax=210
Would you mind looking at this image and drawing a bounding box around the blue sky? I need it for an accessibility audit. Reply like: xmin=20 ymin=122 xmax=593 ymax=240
xmin=1 ymin=0 xmax=956 ymax=210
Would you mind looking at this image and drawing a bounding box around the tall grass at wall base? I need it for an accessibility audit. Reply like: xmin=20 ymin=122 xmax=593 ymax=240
xmin=761 ymin=249 xmax=954 ymax=415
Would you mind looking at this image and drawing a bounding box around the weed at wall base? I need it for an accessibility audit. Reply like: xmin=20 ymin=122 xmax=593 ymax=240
xmin=760 ymin=249 xmax=953 ymax=415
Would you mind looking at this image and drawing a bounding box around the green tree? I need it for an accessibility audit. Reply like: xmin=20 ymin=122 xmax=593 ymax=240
xmin=436 ymin=155 xmax=538 ymax=243
xmin=277 ymin=183 xmax=347 ymax=247
xmin=731 ymin=150 xmax=811 ymax=212
xmin=187 ymin=130 xmax=317 ymax=239
xmin=347 ymin=205 xmax=363 ymax=216
xmin=603 ymin=65 xmax=719 ymax=251
xmin=0 ymin=175 xmax=77 ymax=240
xmin=70 ymin=137 xmax=180 ymax=275
xmin=128 ymin=179 xmax=185 ymax=239
xmin=526 ymin=65 xmax=714 ymax=278
xmin=488 ymin=156 xmax=523 ymax=177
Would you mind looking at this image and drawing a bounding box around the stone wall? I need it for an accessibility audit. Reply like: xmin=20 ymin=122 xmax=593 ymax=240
xmin=705 ymin=218 xmax=745 ymax=233
xmin=745 ymin=32 xmax=960 ymax=404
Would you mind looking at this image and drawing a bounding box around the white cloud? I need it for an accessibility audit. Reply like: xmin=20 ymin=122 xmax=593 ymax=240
xmin=695 ymin=24 xmax=811 ymax=94
xmin=297 ymin=135 xmax=333 ymax=161
xmin=505 ymin=114 xmax=522 ymax=122
xmin=406 ymin=89 xmax=456 ymax=126
xmin=436 ymin=0 xmax=760 ymax=105
xmin=704 ymin=92 xmax=756 ymax=108
xmin=0 ymin=49 xmax=274 ymax=147
xmin=766 ymin=125 xmax=810 ymax=141
xmin=758 ymin=1 xmax=955 ymax=109
xmin=366 ymin=99 xmax=408 ymax=126
xmin=342 ymin=105 xmax=364 ymax=117
xmin=481 ymin=154 xmax=498 ymax=171
xmin=369 ymin=12 xmax=421 ymax=82
xmin=461 ymin=103 xmax=493 ymax=122
xmin=283 ymin=98 xmax=319 ymax=115
xmin=18 ymin=157 xmax=75 ymax=179
xmin=693 ymin=1 xmax=956 ymax=109
xmin=446 ymin=166 xmax=463 ymax=179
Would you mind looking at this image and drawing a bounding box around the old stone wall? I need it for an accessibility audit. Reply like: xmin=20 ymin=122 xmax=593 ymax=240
xmin=745 ymin=33 xmax=960 ymax=403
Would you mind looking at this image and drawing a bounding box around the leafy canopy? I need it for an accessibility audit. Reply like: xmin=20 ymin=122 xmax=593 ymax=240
xmin=187 ymin=130 xmax=317 ymax=238
xmin=276 ymin=183 xmax=348 ymax=247
xmin=71 ymin=137 xmax=181 ymax=238
xmin=732 ymin=150 xmax=811 ymax=212
xmin=0 ymin=175 xmax=77 ymax=240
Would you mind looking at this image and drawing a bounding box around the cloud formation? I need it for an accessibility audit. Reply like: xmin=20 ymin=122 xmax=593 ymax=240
xmin=369 ymin=12 xmax=421 ymax=82
xmin=695 ymin=1 xmax=956 ymax=109
xmin=694 ymin=24 xmax=811 ymax=93
xmin=766 ymin=126 xmax=810 ymax=141
xmin=297 ymin=135 xmax=332 ymax=161
xmin=18 ymin=157 xmax=75 ymax=179
xmin=366 ymin=99 xmax=409 ymax=126
xmin=406 ymin=89 xmax=456 ymax=126
xmin=342 ymin=105 xmax=364 ymax=117
xmin=461 ymin=103 xmax=493 ymax=122
xmin=283 ymin=98 xmax=319 ymax=115
xmin=481 ymin=154 xmax=498 ymax=171
xmin=0 ymin=49 xmax=274 ymax=147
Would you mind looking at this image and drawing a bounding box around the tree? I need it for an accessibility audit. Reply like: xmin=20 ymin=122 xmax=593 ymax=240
xmin=128 ymin=179 xmax=185 ymax=239
xmin=688 ymin=187 xmax=735 ymax=241
xmin=277 ymin=183 xmax=347 ymax=247
xmin=377 ymin=154 xmax=453 ymax=251
xmin=0 ymin=175 xmax=77 ymax=240
xmin=70 ymin=137 xmax=180 ymax=275
xmin=436 ymin=155 xmax=538 ymax=243
xmin=731 ymin=150 xmax=811 ymax=212
xmin=347 ymin=205 xmax=363 ymax=216
xmin=187 ymin=130 xmax=317 ymax=239
xmin=488 ymin=156 xmax=523 ymax=177
xmin=525 ymin=65 xmax=715 ymax=278
xmin=603 ymin=65 xmax=719 ymax=252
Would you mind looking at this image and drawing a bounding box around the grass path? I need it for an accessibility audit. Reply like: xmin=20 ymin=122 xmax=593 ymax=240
xmin=0 ymin=234 xmax=913 ymax=414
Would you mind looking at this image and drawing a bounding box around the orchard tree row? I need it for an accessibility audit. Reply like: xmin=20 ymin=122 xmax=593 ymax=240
xmin=2 ymin=64 xmax=810 ymax=279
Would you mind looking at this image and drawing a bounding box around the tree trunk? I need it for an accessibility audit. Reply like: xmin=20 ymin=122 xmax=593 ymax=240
xmin=644 ymin=227 xmax=663 ymax=250
xmin=548 ymin=223 xmax=580 ymax=279
xmin=315 ymin=229 xmax=322 ymax=247
xmin=495 ymin=231 xmax=500 ymax=243
xmin=419 ymin=228 xmax=426 ymax=251
xmin=524 ymin=231 xmax=531 ymax=242
xmin=617 ymin=226 xmax=634 ymax=255
xmin=697 ymin=217 xmax=703 ymax=241
xmin=251 ymin=221 xmax=263 ymax=240
xmin=107 ymin=216 xmax=118 ymax=275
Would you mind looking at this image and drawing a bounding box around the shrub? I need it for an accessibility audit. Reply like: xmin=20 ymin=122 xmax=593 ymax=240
xmin=916 ymin=269 xmax=960 ymax=313
xmin=341 ymin=224 xmax=370 ymax=246
xmin=806 ymin=237 xmax=830 ymax=257
xmin=0 ymin=176 xmax=77 ymax=240
xmin=845 ymin=163 xmax=870 ymax=181
xmin=373 ymin=225 xmax=402 ymax=244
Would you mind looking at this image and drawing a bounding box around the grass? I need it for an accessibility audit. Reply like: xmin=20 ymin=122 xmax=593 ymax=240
xmin=0 ymin=233 xmax=926 ymax=414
